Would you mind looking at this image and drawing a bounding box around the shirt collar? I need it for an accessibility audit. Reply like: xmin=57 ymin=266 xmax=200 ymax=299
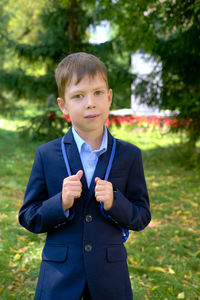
xmin=72 ymin=125 xmax=108 ymax=154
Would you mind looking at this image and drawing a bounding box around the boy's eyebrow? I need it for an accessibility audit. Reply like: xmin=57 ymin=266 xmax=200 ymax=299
xmin=69 ymin=86 xmax=107 ymax=95
xmin=92 ymin=86 xmax=107 ymax=91
xmin=69 ymin=89 xmax=85 ymax=96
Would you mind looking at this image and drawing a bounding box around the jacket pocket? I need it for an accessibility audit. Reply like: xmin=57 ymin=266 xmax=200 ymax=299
xmin=106 ymin=244 xmax=127 ymax=263
xmin=42 ymin=244 xmax=68 ymax=262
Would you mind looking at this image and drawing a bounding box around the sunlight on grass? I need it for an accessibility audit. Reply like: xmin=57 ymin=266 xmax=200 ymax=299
xmin=110 ymin=125 xmax=184 ymax=151
xmin=0 ymin=119 xmax=27 ymax=131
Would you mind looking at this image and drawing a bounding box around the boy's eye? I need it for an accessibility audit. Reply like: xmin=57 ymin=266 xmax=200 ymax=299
xmin=95 ymin=90 xmax=103 ymax=96
xmin=72 ymin=94 xmax=83 ymax=99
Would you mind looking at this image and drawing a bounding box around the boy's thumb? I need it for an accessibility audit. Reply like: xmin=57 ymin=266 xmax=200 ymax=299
xmin=76 ymin=170 xmax=83 ymax=180
xmin=95 ymin=177 xmax=100 ymax=184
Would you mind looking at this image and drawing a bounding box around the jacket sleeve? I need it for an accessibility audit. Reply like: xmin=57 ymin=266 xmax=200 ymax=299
xmin=18 ymin=148 xmax=74 ymax=234
xmin=105 ymin=148 xmax=151 ymax=231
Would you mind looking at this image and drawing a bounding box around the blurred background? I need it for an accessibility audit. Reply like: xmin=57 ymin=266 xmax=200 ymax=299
xmin=0 ymin=0 xmax=200 ymax=299
xmin=0 ymin=0 xmax=200 ymax=147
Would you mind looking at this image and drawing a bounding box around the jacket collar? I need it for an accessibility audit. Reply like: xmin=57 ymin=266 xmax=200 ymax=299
xmin=63 ymin=126 xmax=113 ymax=146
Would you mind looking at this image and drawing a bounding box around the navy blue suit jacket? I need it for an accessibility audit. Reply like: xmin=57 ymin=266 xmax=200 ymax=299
xmin=19 ymin=127 xmax=151 ymax=300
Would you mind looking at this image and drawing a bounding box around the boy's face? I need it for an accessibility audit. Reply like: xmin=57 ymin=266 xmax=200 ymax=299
xmin=57 ymin=73 xmax=112 ymax=137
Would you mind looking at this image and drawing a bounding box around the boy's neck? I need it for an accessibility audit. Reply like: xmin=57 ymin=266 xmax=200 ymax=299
xmin=73 ymin=127 xmax=104 ymax=151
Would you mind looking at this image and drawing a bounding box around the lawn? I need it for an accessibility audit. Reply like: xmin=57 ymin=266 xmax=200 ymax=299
xmin=0 ymin=114 xmax=200 ymax=299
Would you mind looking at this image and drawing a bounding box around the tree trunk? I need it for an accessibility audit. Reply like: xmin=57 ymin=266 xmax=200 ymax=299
xmin=68 ymin=0 xmax=79 ymax=53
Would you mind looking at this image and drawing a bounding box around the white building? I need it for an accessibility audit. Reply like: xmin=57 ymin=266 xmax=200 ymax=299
xmin=111 ymin=51 xmax=166 ymax=117
xmin=131 ymin=51 xmax=162 ymax=116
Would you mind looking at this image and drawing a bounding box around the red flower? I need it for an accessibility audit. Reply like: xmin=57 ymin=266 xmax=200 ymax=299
xmin=105 ymin=118 xmax=110 ymax=127
xmin=63 ymin=114 xmax=71 ymax=123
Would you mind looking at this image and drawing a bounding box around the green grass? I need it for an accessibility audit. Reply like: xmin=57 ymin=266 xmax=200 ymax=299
xmin=0 ymin=117 xmax=200 ymax=299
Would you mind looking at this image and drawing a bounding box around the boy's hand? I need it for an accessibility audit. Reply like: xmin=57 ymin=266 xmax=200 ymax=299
xmin=61 ymin=170 xmax=83 ymax=211
xmin=95 ymin=177 xmax=114 ymax=210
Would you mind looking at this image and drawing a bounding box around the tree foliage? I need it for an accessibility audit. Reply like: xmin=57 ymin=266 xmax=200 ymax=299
xmin=1 ymin=0 xmax=199 ymax=145
xmin=150 ymin=0 xmax=200 ymax=146
xmin=110 ymin=0 xmax=200 ymax=145
xmin=0 ymin=0 xmax=10 ymax=102
xmin=0 ymin=0 xmax=133 ymax=108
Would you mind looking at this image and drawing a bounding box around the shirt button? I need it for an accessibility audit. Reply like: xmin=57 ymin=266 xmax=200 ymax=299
xmin=84 ymin=244 xmax=92 ymax=252
xmin=85 ymin=215 xmax=93 ymax=222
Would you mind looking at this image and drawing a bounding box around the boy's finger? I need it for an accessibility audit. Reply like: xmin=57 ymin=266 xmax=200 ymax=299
xmin=65 ymin=170 xmax=83 ymax=181
xmin=95 ymin=179 xmax=110 ymax=187
xmin=64 ymin=185 xmax=82 ymax=192
xmin=76 ymin=170 xmax=83 ymax=180
xmin=63 ymin=179 xmax=82 ymax=185
xmin=95 ymin=186 xmax=107 ymax=193
xmin=95 ymin=177 xmax=101 ymax=184
xmin=63 ymin=177 xmax=80 ymax=184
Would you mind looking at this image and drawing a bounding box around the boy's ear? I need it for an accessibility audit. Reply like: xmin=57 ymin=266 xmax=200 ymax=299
xmin=108 ymin=89 xmax=113 ymax=107
xmin=57 ymin=97 xmax=68 ymax=115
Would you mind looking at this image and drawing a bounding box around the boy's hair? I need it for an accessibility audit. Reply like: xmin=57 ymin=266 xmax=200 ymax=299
xmin=55 ymin=52 xmax=108 ymax=99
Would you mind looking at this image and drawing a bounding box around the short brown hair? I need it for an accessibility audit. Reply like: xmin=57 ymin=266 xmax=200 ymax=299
xmin=55 ymin=52 xmax=108 ymax=99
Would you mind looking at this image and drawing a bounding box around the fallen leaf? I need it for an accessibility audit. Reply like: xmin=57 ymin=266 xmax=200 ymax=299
xmin=13 ymin=253 xmax=21 ymax=262
xmin=168 ymin=267 xmax=175 ymax=274
xmin=149 ymin=266 xmax=166 ymax=273
xmin=148 ymin=221 xmax=161 ymax=228
xmin=28 ymin=241 xmax=34 ymax=246
xmin=177 ymin=292 xmax=185 ymax=299
xmin=12 ymin=246 xmax=27 ymax=254
xmin=151 ymin=286 xmax=159 ymax=291
xmin=0 ymin=213 xmax=9 ymax=219
xmin=128 ymin=257 xmax=138 ymax=265
xmin=17 ymin=234 xmax=26 ymax=241
xmin=20 ymin=263 xmax=26 ymax=271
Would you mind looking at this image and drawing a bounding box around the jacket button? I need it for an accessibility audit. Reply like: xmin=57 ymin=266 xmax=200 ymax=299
xmin=84 ymin=244 xmax=92 ymax=252
xmin=85 ymin=214 xmax=93 ymax=222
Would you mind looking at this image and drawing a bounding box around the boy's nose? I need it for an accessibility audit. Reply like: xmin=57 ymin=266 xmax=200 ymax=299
xmin=85 ymin=94 xmax=96 ymax=108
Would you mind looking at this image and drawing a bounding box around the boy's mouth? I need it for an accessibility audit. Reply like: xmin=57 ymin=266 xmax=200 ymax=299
xmin=84 ymin=114 xmax=99 ymax=120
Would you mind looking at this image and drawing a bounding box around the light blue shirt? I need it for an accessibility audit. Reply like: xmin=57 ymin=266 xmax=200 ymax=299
xmin=63 ymin=126 xmax=107 ymax=217
xmin=72 ymin=126 xmax=108 ymax=187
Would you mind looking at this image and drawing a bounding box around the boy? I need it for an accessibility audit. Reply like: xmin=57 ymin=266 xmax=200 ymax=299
xmin=19 ymin=52 xmax=151 ymax=300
